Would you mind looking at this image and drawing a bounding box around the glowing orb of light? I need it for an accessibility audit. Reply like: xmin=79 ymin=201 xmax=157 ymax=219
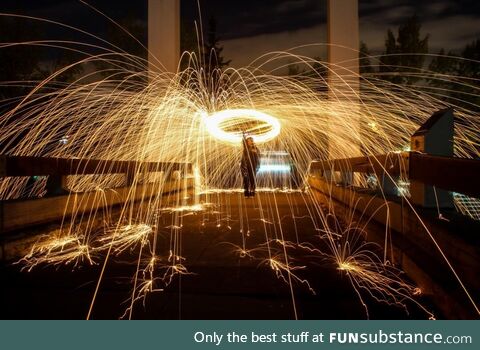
xmin=202 ymin=109 xmax=281 ymax=144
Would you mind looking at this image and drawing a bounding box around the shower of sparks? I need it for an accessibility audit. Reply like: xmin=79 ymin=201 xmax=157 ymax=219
xmin=160 ymin=203 xmax=210 ymax=213
xmin=1 ymin=10 xmax=479 ymax=319
xmin=335 ymin=247 xmax=435 ymax=320
xmin=16 ymin=233 xmax=94 ymax=271
xmin=263 ymin=255 xmax=316 ymax=296
xmin=97 ymin=223 xmax=153 ymax=255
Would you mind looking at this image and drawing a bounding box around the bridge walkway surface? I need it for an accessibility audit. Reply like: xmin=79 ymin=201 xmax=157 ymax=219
xmin=0 ymin=191 xmax=435 ymax=319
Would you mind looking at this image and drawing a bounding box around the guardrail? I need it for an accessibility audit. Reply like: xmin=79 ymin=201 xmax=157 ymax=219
xmin=0 ymin=155 xmax=193 ymax=233
xmin=306 ymin=108 xmax=480 ymax=318
xmin=309 ymin=152 xmax=480 ymax=199
xmin=0 ymin=154 xmax=191 ymax=181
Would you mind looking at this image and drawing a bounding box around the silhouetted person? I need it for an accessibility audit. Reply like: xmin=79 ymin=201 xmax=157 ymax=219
xmin=241 ymin=136 xmax=260 ymax=197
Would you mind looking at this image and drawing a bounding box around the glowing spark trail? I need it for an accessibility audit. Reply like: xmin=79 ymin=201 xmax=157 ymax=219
xmin=202 ymin=109 xmax=282 ymax=144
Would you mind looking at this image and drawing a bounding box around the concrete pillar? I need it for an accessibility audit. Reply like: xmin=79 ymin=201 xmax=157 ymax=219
xmin=148 ymin=0 xmax=180 ymax=75
xmin=327 ymin=0 xmax=361 ymax=184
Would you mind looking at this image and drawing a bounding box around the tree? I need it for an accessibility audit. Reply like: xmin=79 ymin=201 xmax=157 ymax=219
xmin=427 ymin=40 xmax=480 ymax=110
xmin=0 ymin=17 xmax=45 ymax=99
xmin=359 ymin=41 xmax=374 ymax=75
xmin=458 ymin=39 xmax=480 ymax=81
xmin=287 ymin=63 xmax=304 ymax=76
xmin=429 ymin=49 xmax=458 ymax=75
xmin=427 ymin=48 xmax=458 ymax=92
xmin=93 ymin=17 xmax=147 ymax=80
xmin=379 ymin=30 xmax=401 ymax=83
xmin=202 ymin=17 xmax=231 ymax=73
xmin=452 ymin=40 xmax=480 ymax=109
xmin=181 ymin=19 xmax=199 ymax=54
xmin=0 ymin=16 xmax=88 ymax=104
xmin=200 ymin=17 xmax=231 ymax=95
xmin=38 ymin=48 xmax=86 ymax=84
xmin=379 ymin=16 xmax=429 ymax=85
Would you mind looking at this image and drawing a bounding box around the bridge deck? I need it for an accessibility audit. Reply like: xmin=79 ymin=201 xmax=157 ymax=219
xmin=0 ymin=192 xmax=434 ymax=319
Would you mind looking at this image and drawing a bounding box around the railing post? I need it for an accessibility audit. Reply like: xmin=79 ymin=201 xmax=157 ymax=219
xmin=126 ymin=166 xmax=136 ymax=186
xmin=377 ymin=152 xmax=409 ymax=197
xmin=0 ymin=200 xmax=4 ymax=238
xmin=379 ymin=172 xmax=398 ymax=196
xmin=0 ymin=155 xmax=4 ymax=237
xmin=45 ymin=175 xmax=68 ymax=196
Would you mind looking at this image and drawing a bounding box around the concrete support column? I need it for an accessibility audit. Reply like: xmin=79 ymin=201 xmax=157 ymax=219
xmin=327 ymin=0 xmax=361 ymax=184
xmin=327 ymin=0 xmax=360 ymax=83
xmin=148 ymin=0 xmax=180 ymax=75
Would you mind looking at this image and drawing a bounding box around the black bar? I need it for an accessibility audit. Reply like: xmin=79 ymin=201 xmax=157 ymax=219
xmin=0 ymin=155 xmax=191 ymax=177
xmin=310 ymin=153 xmax=403 ymax=176
xmin=409 ymin=153 xmax=480 ymax=198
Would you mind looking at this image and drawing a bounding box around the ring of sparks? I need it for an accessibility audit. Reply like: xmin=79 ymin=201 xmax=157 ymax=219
xmin=202 ymin=109 xmax=281 ymax=144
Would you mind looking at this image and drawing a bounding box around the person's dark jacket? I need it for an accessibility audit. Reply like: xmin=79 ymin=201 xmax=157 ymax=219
xmin=241 ymin=141 xmax=260 ymax=175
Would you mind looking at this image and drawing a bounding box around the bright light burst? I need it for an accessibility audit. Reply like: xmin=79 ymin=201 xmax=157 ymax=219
xmin=98 ymin=223 xmax=153 ymax=255
xmin=202 ymin=108 xmax=282 ymax=144
xmin=16 ymin=232 xmax=93 ymax=271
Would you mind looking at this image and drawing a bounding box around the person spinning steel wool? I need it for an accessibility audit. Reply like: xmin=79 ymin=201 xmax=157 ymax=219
xmin=241 ymin=135 xmax=260 ymax=197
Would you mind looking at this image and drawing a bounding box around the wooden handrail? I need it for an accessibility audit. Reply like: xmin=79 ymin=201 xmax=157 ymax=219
xmin=309 ymin=152 xmax=405 ymax=176
xmin=409 ymin=153 xmax=480 ymax=198
xmin=309 ymin=152 xmax=480 ymax=198
xmin=0 ymin=155 xmax=191 ymax=177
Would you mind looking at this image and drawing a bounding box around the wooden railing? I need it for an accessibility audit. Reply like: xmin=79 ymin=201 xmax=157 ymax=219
xmin=309 ymin=152 xmax=480 ymax=199
xmin=0 ymin=155 xmax=191 ymax=178
xmin=0 ymin=155 xmax=193 ymax=233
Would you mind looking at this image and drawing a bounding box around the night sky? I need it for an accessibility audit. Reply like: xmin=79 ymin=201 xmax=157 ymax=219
xmin=1 ymin=0 xmax=479 ymax=67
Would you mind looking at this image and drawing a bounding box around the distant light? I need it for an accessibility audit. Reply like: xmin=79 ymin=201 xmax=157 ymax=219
xmin=367 ymin=121 xmax=379 ymax=132
xmin=394 ymin=145 xmax=411 ymax=153
xmin=258 ymin=164 xmax=291 ymax=173
xmin=263 ymin=151 xmax=290 ymax=156
xmin=397 ymin=180 xmax=410 ymax=197
xmin=202 ymin=109 xmax=281 ymax=144
xmin=59 ymin=135 xmax=69 ymax=145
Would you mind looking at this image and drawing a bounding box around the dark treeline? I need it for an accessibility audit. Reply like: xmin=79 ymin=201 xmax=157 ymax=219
xmin=359 ymin=15 xmax=479 ymax=111
xmin=1 ymin=12 xmax=478 ymax=109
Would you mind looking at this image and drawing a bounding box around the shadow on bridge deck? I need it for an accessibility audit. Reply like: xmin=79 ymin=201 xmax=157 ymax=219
xmin=0 ymin=191 xmax=435 ymax=319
